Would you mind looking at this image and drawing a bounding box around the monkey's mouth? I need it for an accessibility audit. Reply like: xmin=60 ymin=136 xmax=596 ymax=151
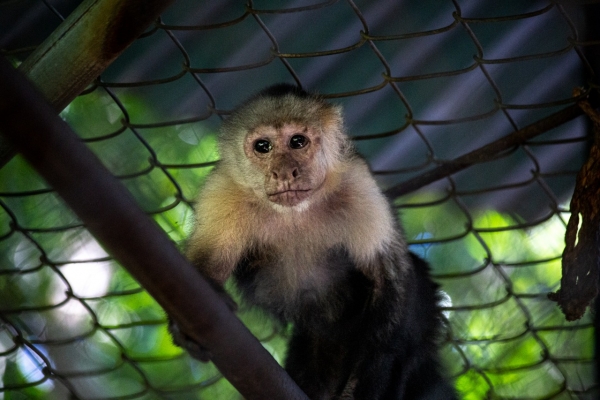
xmin=267 ymin=189 xmax=312 ymax=206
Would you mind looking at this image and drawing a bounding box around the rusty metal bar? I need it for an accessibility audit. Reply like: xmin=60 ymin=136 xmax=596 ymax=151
xmin=384 ymin=104 xmax=586 ymax=199
xmin=0 ymin=0 xmax=176 ymax=168
xmin=0 ymin=57 xmax=308 ymax=400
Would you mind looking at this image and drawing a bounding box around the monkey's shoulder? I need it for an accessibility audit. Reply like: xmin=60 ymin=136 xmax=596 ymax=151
xmin=329 ymin=158 xmax=400 ymax=260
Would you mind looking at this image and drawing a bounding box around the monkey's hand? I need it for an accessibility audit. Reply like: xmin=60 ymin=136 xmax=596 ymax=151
xmin=168 ymin=279 xmax=238 ymax=362
xmin=168 ymin=317 xmax=213 ymax=362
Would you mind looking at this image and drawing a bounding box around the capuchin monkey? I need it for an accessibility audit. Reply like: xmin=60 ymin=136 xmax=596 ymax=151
xmin=173 ymin=84 xmax=457 ymax=399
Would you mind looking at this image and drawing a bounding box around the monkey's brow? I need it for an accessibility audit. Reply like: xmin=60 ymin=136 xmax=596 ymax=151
xmin=269 ymin=123 xmax=308 ymax=132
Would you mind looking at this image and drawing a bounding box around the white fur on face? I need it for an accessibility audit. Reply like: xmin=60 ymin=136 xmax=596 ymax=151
xmin=187 ymin=89 xmax=407 ymax=291
xmin=270 ymin=198 xmax=312 ymax=214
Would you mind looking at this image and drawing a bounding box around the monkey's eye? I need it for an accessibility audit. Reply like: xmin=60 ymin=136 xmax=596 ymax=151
xmin=290 ymin=135 xmax=308 ymax=149
xmin=254 ymin=139 xmax=272 ymax=154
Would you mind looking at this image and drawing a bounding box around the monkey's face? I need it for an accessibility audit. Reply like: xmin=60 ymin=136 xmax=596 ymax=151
xmin=243 ymin=123 xmax=328 ymax=208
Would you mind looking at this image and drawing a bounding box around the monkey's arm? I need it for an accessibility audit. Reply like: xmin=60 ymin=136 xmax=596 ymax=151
xmin=352 ymin=252 xmax=456 ymax=400
xmin=170 ymin=171 xmax=253 ymax=361
xmin=185 ymin=168 xmax=253 ymax=284
xmin=168 ymin=251 xmax=239 ymax=362
xmin=350 ymin=251 xmax=408 ymax=399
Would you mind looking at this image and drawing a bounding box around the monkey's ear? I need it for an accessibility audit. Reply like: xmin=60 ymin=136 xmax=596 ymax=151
xmin=259 ymin=83 xmax=309 ymax=98
xmin=319 ymin=104 xmax=344 ymax=133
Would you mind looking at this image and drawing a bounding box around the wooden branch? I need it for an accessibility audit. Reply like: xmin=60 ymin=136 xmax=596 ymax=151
xmin=548 ymin=89 xmax=600 ymax=321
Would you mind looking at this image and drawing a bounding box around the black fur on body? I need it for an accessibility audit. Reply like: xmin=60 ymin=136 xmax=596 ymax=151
xmin=182 ymin=84 xmax=457 ymax=399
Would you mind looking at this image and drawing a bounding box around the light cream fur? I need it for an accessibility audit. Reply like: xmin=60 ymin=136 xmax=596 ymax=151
xmin=186 ymin=90 xmax=407 ymax=295
xmin=187 ymin=155 xmax=402 ymax=285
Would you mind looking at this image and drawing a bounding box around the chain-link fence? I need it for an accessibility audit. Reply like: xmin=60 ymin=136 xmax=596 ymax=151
xmin=0 ymin=0 xmax=599 ymax=398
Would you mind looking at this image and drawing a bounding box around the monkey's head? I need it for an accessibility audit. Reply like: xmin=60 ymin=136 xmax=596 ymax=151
xmin=219 ymin=84 xmax=352 ymax=210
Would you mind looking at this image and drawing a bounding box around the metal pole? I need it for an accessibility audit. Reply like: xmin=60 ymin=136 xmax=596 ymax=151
xmin=0 ymin=56 xmax=308 ymax=400
xmin=383 ymin=103 xmax=585 ymax=198
xmin=1 ymin=0 xmax=177 ymax=168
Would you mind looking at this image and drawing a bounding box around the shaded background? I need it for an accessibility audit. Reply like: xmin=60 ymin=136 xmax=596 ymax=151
xmin=0 ymin=0 xmax=599 ymax=398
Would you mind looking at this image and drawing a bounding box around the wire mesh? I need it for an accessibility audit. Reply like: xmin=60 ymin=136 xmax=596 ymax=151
xmin=0 ymin=0 xmax=599 ymax=398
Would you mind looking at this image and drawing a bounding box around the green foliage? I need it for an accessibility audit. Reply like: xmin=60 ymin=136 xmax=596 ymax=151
xmin=0 ymin=89 xmax=222 ymax=399
xmin=0 ymin=91 xmax=593 ymax=399
xmin=399 ymin=194 xmax=593 ymax=398
xmin=2 ymin=359 xmax=49 ymax=400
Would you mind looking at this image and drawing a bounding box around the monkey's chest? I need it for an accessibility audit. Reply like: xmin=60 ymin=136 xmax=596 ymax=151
xmin=232 ymin=246 xmax=371 ymax=325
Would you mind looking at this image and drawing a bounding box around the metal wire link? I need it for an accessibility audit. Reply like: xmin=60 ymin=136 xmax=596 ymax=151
xmin=0 ymin=0 xmax=598 ymax=398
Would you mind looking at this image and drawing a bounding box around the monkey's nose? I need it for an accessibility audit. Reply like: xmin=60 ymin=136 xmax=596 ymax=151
xmin=272 ymin=167 xmax=299 ymax=181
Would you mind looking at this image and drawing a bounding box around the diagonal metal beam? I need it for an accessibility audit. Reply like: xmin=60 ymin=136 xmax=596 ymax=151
xmin=0 ymin=0 xmax=176 ymax=168
xmin=0 ymin=56 xmax=308 ymax=400
xmin=384 ymin=103 xmax=588 ymax=199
